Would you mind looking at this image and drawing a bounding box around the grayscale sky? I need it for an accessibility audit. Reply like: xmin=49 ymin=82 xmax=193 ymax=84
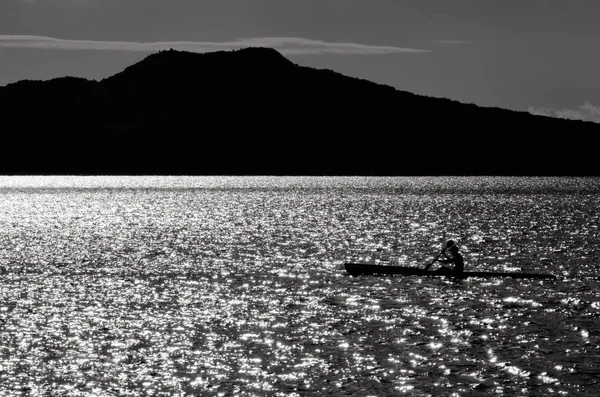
xmin=1 ymin=0 xmax=600 ymax=120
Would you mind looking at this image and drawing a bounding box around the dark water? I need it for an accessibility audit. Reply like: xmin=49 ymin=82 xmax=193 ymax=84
xmin=0 ymin=176 xmax=599 ymax=396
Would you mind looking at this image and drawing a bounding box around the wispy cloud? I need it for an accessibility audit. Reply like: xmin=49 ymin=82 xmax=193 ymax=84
xmin=0 ymin=35 xmax=430 ymax=55
xmin=528 ymin=102 xmax=600 ymax=124
xmin=430 ymin=40 xmax=471 ymax=45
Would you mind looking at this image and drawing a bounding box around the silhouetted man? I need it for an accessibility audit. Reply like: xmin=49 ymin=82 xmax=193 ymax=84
xmin=434 ymin=245 xmax=464 ymax=276
xmin=425 ymin=240 xmax=456 ymax=270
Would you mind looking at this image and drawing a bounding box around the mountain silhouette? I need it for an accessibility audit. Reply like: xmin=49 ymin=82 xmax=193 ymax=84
xmin=0 ymin=47 xmax=597 ymax=175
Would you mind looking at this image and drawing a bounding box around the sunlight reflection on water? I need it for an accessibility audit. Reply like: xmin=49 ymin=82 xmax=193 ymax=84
xmin=0 ymin=176 xmax=599 ymax=396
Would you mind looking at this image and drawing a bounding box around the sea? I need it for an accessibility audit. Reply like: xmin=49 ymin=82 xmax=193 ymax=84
xmin=0 ymin=176 xmax=599 ymax=397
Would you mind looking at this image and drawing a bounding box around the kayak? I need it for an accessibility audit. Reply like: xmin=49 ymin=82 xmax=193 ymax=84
xmin=344 ymin=263 xmax=556 ymax=280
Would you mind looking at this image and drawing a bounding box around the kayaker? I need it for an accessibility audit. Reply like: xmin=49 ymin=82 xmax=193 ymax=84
xmin=434 ymin=245 xmax=464 ymax=275
xmin=424 ymin=240 xmax=456 ymax=270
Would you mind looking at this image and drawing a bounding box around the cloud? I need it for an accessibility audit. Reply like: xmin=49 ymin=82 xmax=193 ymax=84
xmin=528 ymin=102 xmax=600 ymax=124
xmin=0 ymin=35 xmax=430 ymax=55
xmin=430 ymin=40 xmax=471 ymax=45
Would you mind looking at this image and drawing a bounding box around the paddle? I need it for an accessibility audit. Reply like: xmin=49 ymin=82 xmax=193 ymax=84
xmin=424 ymin=240 xmax=455 ymax=270
xmin=424 ymin=253 xmax=442 ymax=270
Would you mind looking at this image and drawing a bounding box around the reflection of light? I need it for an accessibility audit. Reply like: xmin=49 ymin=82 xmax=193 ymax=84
xmin=580 ymin=329 xmax=590 ymax=342
xmin=503 ymin=296 xmax=542 ymax=307
xmin=395 ymin=384 xmax=415 ymax=393
xmin=3 ymin=176 xmax=597 ymax=396
xmin=506 ymin=365 xmax=530 ymax=377
xmin=538 ymin=372 xmax=560 ymax=384
xmin=240 ymin=333 xmax=260 ymax=341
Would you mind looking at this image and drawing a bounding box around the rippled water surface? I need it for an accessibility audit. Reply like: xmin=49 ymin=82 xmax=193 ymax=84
xmin=1 ymin=176 xmax=599 ymax=396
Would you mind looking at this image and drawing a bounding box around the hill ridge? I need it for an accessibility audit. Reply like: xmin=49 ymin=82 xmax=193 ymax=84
xmin=0 ymin=47 xmax=597 ymax=175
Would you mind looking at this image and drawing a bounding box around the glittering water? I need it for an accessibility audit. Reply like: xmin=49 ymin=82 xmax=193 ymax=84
xmin=0 ymin=176 xmax=599 ymax=396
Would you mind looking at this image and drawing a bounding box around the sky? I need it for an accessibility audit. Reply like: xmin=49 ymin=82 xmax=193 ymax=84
xmin=1 ymin=0 xmax=600 ymax=122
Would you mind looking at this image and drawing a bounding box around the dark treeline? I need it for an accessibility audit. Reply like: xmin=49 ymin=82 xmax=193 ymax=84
xmin=0 ymin=47 xmax=597 ymax=175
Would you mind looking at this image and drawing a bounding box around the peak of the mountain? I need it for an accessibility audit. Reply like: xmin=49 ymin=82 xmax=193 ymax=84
xmin=102 ymin=47 xmax=296 ymax=88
